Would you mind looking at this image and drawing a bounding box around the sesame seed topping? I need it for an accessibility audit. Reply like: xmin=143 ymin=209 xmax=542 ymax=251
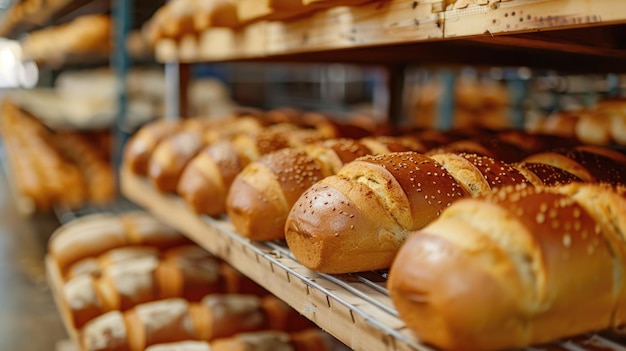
xmin=563 ymin=234 xmax=571 ymax=247
xmin=536 ymin=213 xmax=545 ymax=224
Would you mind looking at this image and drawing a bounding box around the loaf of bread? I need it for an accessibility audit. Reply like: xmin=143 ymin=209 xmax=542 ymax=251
xmin=226 ymin=137 xmax=426 ymax=241
xmin=0 ymin=100 xmax=87 ymax=210
xmin=210 ymin=329 xmax=333 ymax=351
xmin=144 ymin=329 xmax=334 ymax=351
xmin=388 ymin=183 xmax=626 ymax=351
xmin=148 ymin=129 xmax=206 ymax=193
xmin=284 ymin=149 xmax=592 ymax=273
xmin=522 ymin=145 xmax=626 ymax=184
xmin=80 ymin=294 xmax=311 ymax=351
xmin=49 ymin=212 xmax=188 ymax=272
xmin=177 ymin=124 xmax=329 ymax=216
xmin=147 ymin=118 xmax=331 ymax=193
xmin=54 ymin=131 xmax=116 ymax=204
xmin=193 ymin=0 xmax=239 ymax=31
xmin=63 ymin=244 xmax=224 ymax=328
xmin=124 ymin=119 xmax=184 ymax=175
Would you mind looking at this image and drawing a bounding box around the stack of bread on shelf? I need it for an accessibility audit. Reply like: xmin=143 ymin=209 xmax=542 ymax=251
xmin=0 ymin=0 xmax=69 ymax=37
xmin=141 ymin=0 xmax=374 ymax=61
xmin=20 ymin=14 xmax=111 ymax=66
xmin=123 ymin=108 xmax=626 ymax=350
xmin=527 ymin=97 xmax=626 ymax=147
xmin=143 ymin=0 xmax=373 ymax=45
xmin=48 ymin=211 xmax=341 ymax=351
xmin=0 ymin=99 xmax=115 ymax=212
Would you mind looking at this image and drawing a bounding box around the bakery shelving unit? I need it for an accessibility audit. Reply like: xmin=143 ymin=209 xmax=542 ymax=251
xmin=116 ymin=1 xmax=626 ymax=351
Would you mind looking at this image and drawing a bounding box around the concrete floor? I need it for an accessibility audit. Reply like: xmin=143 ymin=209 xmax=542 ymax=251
xmin=0 ymin=166 xmax=68 ymax=350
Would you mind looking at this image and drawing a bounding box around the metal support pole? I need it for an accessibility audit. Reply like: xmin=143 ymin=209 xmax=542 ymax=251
xmin=165 ymin=62 xmax=191 ymax=119
xmin=111 ymin=0 xmax=133 ymax=182
xmin=376 ymin=65 xmax=406 ymax=128
xmin=436 ymin=70 xmax=456 ymax=130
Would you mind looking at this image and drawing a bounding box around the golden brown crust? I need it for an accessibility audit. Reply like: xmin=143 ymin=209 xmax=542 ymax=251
xmin=286 ymin=151 xmax=479 ymax=273
xmin=388 ymin=184 xmax=625 ymax=350
xmin=177 ymin=141 xmax=247 ymax=215
xmin=226 ymin=140 xmax=371 ymax=241
xmin=193 ymin=0 xmax=239 ymax=31
xmin=124 ymin=120 xmax=183 ymax=175
xmin=516 ymin=162 xmax=582 ymax=186
xmin=201 ymin=295 xmax=266 ymax=341
xmin=459 ymin=153 xmax=531 ymax=189
xmin=148 ymin=130 xmax=205 ymax=193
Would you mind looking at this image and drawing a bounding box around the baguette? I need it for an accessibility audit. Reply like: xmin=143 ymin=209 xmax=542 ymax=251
xmin=226 ymin=137 xmax=425 ymax=241
xmin=387 ymin=183 xmax=626 ymax=351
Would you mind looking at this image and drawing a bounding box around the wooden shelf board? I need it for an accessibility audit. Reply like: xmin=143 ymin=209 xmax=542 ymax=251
xmin=155 ymin=0 xmax=626 ymax=70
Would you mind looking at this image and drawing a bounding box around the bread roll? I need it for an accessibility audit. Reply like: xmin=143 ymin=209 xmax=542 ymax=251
xmin=81 ymin=311 xmax=131 ymax=351
xmin=126 ymin=298 xmax=200 ymax=351
xmin=124 ymin=119 xmax=184 ymax=175
xmin=49 ymin=214 xmax=127 ymax=270
xmin=177 ymin=125 xmax=327 ymax=216
xmin=193 ymin=0 xmax=239 ymax=31
xmin=575 ymin=112 xmax=612 ymax=145
xmin=145 ymin=341 xmax=212 ymax=351
xmin=388 ymin=183 xmax=626 ymax=351
xmin=226 ymin=137 xmax=424 ymax=241
xmin=210 ymin=331 xmax=293 ymax=351
xmin=149 ymin=129 xmax=205 ymax=193
xmin=522 ymin=146 xmax=626 ymax=184
xmin=120 ymin=212 xmax=190 ymax=248
xmin=63 ymin=244 xmax=224 ymax=328
xmin=285 ymin=150 xmax=541 ymax=273
xmin=285 ymin=152 xmax=468 ymax=273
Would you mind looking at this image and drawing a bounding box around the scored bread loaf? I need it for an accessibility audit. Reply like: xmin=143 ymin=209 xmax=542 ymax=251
xmin=284 ymin=148 xmax=599 ymax=274
xmin=144 ymin=329 xmax=335 ymax=351
xmin=80 ymin=294 xmax=311 ymax=351
xmin=124 ymin=119 xmax=184 ymax=175
xmin=522 ymin=145 xmax=626 ymax=184
xmin=387 ymin=183 xmax=626 ymax=351
xmin=63 ymin=244 xmax=224 ymax=329
xmin=177 ymin=124 xmax=330 ymax=216
xmin=210 ymin=329 xmax=333 ymax=351
xmin=49 ymin=212 xmax=188 ymax=273
xmin=226 ymin=136 xmax=426 ymax=241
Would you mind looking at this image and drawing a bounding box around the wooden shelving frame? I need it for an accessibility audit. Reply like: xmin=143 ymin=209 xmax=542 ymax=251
xmin=152 ymin=0 xmax=626 ymax=71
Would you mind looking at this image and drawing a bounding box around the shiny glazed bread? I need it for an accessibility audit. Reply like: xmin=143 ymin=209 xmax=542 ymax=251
xmin=388 ymin=183 xmax=626 ymax=351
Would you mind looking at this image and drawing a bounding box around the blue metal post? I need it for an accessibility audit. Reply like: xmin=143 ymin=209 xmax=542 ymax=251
xmin=111 ymin=0 xmax=133 ymax=174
